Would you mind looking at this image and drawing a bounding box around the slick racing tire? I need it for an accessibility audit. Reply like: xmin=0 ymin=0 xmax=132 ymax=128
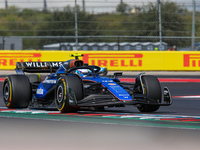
xmin=137 ymin=75 xmax=162 ymax=112
xmin=3 ymin=75 xmax=31 ymax=108
xmin=55 ymin=75 xmax=84 ymax=113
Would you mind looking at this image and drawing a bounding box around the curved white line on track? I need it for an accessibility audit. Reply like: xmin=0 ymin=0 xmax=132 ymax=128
xmin=173 ymin=95 xmax=200 ymax=98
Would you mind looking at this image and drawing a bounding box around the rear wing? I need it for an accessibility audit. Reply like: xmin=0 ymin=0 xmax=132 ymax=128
xmin=16 ymin=61 xmax=64 ymax=73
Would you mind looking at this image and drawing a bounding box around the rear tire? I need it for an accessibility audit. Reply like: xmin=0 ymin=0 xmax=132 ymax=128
xmin=3 ymin=75 xmax=31 ymax=108
xmin=137 ymin=75 xmax=162 ymax=112
xmin=55 ymin=75 xmax=84 ymax=113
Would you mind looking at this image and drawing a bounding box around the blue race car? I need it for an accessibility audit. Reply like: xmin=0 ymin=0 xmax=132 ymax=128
xmin=3 ymin=54 xmax=172 ymax=113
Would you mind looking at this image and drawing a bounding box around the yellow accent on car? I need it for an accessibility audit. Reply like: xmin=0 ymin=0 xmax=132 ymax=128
xmin=143 ymin=83 xmax=146 ymax=95
xmin=63 ymin=79 xmax=67 ymax=101
xmin=6 ymin=77 xmax=12 ymax=107
xmin=36 ymin=73 xmax=41 ymax=82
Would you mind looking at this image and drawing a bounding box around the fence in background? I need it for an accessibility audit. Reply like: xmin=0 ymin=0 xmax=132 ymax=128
xmin=0 ymin=0 xmax=200 ymax=51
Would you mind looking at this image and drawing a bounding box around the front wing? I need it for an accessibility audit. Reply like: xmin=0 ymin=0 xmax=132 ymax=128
xmin=69 ymin=87 xmax=172 ymax=107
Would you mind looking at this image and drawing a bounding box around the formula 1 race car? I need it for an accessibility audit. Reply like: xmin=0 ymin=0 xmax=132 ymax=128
xmin=3 ymin=54 xmax=172 ymax=113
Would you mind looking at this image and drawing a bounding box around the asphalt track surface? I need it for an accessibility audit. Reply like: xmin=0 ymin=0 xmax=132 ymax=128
xmin=1 ymin=71 xmax=200 ymax=150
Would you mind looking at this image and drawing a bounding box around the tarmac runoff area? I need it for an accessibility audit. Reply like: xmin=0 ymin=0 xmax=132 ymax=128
xmin=1 ymin=70 xmax=200 ymax=76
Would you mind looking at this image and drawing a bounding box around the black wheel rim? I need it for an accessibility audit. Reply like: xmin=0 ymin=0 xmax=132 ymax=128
xmin=57 ymin=85 xmax=64 ymax=103
xmin=3 ymin=81 xmax=10 ymax=104
xmin=56 ymin=84 xmax=65 ymax=110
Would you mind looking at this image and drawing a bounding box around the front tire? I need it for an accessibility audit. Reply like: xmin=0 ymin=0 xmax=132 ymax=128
xmin=137 ymin=75 xmax=162 ymax=112
xmin=55 ymin=75 xmax=84 ymax=113
xmin=3 ymin=75 xmax=31 ymax=108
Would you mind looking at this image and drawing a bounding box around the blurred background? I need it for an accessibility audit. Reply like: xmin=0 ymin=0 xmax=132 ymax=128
xmin=0 ymin=0 xmax=200 ymax=51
